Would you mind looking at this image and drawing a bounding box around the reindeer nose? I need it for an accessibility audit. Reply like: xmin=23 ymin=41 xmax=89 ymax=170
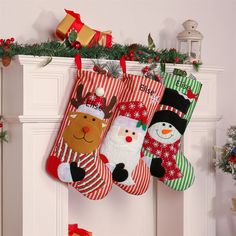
xmin=126 ymin=136 xmax=132 ymax=143
xmin=82 ymin=126 xmax=90 ymax=133
xmin=162 ymin=129 xmax=172 ymax=135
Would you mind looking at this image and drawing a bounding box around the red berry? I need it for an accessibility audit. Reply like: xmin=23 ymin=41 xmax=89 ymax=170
xmin=129 ymin=51 xmax=134 ymax=57
xmin=148 ymin=58 xmax=152 ymax=63
xmin=6 ymin=39 xmax=11 ymax=45
xmin=155 ymin=74 xmax=162 ymax=82
xmin=192 ymin=60 xmax=197 ymax=64
xmin=93 ymin=65 xmax=98 ymax=72
xmin=75 ymin=43 xmax=81 ymax=49
xmin=4 ymin=45 xmax=8 ymax=50
xmin=154 ymin=56 xmax=159 ymax=62
xmin=10 ymin=37 xmax=14 ymax=42
xmin=131 ymin=57 xmax=135 ymax=61
xmin=70 ymin=42 xmax=75 ymax=47
xmin=0 ymin=39 xmax=4 ymax=44
xmin=174 ymin=57 xmax=181 ymax=63
xmin=138 ymin=51 xmax=143 ymax=55
xmin=142 ymin=66 xmax=149 ymax=73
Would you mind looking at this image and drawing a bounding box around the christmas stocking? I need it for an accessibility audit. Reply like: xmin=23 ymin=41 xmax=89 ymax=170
xmin=98 ymin=58 xmax=165 ymax=195
xmin=142 ymin=71 xmax=202 ymax=191
xmin=46 ymin=55 xmax=123 ymax=200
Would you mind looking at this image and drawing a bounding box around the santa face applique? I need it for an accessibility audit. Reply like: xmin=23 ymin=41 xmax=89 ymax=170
xmin=100 ymin=101 xmax=148 ymax=186
xmin=148 ymin=122 xmax=181 ymax=144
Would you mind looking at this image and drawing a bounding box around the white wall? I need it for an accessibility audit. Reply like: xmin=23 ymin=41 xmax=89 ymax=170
xmin=1 ymin=0 xmax=236 ymax=235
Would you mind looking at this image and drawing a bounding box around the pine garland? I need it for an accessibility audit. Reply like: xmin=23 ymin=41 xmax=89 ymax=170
xmin=0 ymin=40 xmax=188 ymax=65
xmin=216 ymin=126 xmax=236 ymax=179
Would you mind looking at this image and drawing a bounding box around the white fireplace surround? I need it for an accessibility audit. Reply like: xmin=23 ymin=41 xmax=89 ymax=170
xmin=1 ymin=56 xmax=222 ymax=236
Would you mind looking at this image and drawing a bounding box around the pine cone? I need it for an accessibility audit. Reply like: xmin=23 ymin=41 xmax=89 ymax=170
xmin=2 ymin=55 xmax=11 ymax=67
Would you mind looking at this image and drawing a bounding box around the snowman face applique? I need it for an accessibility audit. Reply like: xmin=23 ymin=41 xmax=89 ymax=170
xmin=148 ymin=122 xmax=181 ymax=144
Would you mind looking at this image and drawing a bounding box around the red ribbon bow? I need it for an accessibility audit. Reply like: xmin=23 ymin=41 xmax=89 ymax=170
xmin=69 ymin=224 xmax=92 ymax=236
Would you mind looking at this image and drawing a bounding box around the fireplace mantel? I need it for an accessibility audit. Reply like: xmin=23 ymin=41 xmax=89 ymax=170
xmin=1 ymin=55 xmax=222 ymax=236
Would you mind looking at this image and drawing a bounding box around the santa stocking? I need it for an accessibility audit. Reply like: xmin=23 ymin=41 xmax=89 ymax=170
xmin=46 ymin=55 xmax=123 ymax=200
xmin=142 ymin=71 xmax=202 ymax=191
xmin=98 ymin=57 xmax=165 ymax=195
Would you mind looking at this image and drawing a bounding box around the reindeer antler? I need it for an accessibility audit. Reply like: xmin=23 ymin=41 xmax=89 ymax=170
xmin=71 ymin=84 xmax=91 ymax=109
xmin=103 ymin=96 xmax=117 ymax=119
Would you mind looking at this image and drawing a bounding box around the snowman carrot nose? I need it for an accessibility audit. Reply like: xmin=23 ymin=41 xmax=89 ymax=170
xmin=162 ymin=129 xmax=172 ymax=135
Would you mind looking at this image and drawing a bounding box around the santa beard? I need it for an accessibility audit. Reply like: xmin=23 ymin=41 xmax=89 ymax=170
xmin=100 ymin=125 xmax=145 ymax=185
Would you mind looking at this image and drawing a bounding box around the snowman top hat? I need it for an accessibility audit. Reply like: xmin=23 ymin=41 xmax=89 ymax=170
xmin=161 ymin=88 xmax=190 ymax=114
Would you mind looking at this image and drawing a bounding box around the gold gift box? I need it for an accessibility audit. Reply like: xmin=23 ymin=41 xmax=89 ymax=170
xmin=56 ymin=13 xmax=96 ymax=47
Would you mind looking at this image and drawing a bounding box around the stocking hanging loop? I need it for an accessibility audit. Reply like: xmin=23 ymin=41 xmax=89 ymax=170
xmin=120 ymin=55 xmax=127 ymax=80
xmin=75 ymin=54 xmax=82 ymax=77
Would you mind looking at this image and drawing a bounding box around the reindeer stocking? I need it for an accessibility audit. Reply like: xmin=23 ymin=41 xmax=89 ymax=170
xmin=46 ymin=55 xmax=123 ymax=200
xmin=142 ymin=72 xmax=202 ymax=191
xmin=96 ymin=57 xmax=165 ymax=196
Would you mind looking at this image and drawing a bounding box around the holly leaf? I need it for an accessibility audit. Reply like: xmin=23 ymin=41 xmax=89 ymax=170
xmin=68 ymin=29 xmax=78 ymax=43
xmin=148 ymin=33 xmax=156 ymax=50
xmin=192 ymin=62 xmax=202 ymax=72
xmin=136 ymin=120 xmax=142 ymax=128
xmin=142 ymin=123 xmax=147 ymax=131
xmin=160 ymin=62 xmax=166 ymax=73
xmin=0 ymin=131 xmax=8 ymax=142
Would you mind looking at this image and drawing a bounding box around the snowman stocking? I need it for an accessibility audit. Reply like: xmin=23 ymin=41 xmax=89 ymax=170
xmin=99 ymin=59 xmax=165 ymax=195
xmin=142 ymin=72 xmax=202 ymax=191
xmin=46 ymin=55 xmax=123 ymax=200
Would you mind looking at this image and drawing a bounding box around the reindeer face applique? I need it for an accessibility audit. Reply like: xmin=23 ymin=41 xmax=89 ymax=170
xmin=63 ymin=112 xmax=106 ymax=154
xmin=62 ymin=84 xmax=117 ymax=154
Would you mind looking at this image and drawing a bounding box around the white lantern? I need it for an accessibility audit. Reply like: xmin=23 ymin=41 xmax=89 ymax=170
xmin=177 ymin=20 xmax=203 ymax=63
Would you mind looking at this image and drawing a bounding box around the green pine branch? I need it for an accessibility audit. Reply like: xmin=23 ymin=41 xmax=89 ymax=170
xmin=0 ymin=131 xmax=8 ymax=142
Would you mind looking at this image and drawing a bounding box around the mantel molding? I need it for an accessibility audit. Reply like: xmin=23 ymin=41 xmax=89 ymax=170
xmin=9 ymin=55 xmax=224 ymax=74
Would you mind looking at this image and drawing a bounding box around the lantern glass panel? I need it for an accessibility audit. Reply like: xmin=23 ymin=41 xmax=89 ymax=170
xmin=190 ymin=41 xmax=200 ymax=59
xmin=179 ymin=41 xmax=188 ymax=54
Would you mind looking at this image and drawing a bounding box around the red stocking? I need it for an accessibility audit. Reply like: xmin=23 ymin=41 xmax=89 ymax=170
xmin=46 ymin=55 xmax=123 ymax=200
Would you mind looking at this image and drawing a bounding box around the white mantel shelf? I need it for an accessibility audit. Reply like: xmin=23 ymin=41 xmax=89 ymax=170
xmin=13 ymin=55 xmax=224 ymax=73
xmin=1 ymin=55 xmax=222 ymax=236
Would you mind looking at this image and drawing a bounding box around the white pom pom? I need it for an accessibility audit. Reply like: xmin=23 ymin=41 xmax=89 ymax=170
xmin=96 ymin=87 xmax=104 ymax=96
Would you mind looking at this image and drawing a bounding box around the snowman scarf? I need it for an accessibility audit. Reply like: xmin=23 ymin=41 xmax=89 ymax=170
xmin=142 ymin=132 xmax=183 ymax=181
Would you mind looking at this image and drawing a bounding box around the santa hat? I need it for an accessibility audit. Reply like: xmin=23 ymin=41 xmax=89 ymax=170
xmin=113 ymin=101 xmax=148 ymax=132
xmin=77 ymin=87 xmax=105 ymax=119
